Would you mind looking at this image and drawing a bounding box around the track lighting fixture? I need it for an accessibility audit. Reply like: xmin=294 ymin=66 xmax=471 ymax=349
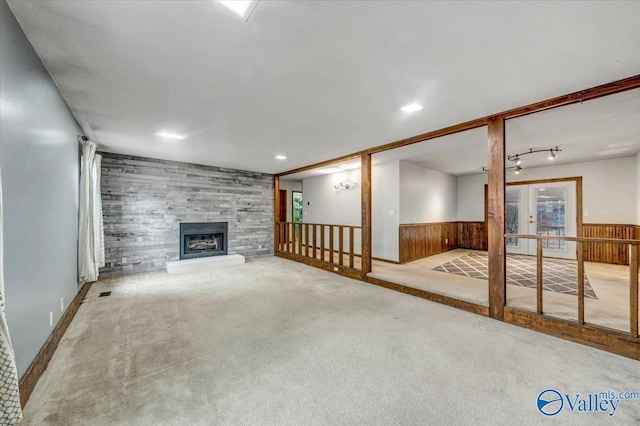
xmin=482 ymin=146 xmax=561 ymax=174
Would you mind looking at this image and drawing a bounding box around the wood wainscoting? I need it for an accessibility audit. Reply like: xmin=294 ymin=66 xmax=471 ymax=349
xmin=399 ymin=223 xmax=458 ymax=263
xmin=399 ymin=222 xmax=486 ymax=263
xmin=583 ymin=224 xmax=636 ymax=265
xmin=457 ymin=221 xmax=487 ymax=251
xmin=399 ymin=222 xmax=638 ymax=265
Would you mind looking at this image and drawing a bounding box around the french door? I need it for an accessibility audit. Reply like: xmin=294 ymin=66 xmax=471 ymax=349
xmin=506 ymin=181 xmax=577 ymax=260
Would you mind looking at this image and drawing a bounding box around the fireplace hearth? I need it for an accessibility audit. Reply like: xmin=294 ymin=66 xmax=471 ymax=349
xmin=180 ymin=222 xmax=228 ymax=260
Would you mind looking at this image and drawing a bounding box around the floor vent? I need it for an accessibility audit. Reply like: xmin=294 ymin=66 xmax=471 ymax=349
xmin=99 ymin=291 xmax=112 ymax=297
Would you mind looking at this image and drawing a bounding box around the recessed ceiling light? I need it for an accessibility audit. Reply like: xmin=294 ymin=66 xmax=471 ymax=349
xmin=275 ymin=155 xmax=287 ymax=160
xmin=217 ymin=0 xmax=258 ymax=19
xmin=157 ymin=131 xmax=185 ymax=140
xmin=401 ymin=103 xmax=423 ymax=113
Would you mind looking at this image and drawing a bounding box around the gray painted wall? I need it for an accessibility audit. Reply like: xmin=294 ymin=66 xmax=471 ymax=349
xmin=0 ymin=0 xmax=81 ymax=378
xmin=100 ymin=153 xmax=274 ymax=276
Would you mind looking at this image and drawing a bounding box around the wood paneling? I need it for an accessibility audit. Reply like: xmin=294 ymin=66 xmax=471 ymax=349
xmin=399 ymin=223 xmax=458 ymax=263
xmin=487 ymin=116 xmax=506 ymax=321
xmin=398 ymin=221 xmax=486 ymax=263
xmin=457 ymin=221 xmax=487 ymax=250
xmin=19 ymin=282 xmax=94 ymax=407
xmin=583 ymin=224 xmax=636 ymax=265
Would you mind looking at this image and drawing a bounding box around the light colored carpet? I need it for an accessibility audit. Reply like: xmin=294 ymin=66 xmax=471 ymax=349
xmin=21 ymin=257 xmax=639 ymax=425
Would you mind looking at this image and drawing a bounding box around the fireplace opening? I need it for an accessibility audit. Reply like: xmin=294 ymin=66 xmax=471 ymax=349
xmin=180 ymin=222 xmax=228 ymax=260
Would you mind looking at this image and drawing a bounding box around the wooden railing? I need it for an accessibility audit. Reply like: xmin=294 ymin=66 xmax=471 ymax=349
xmin=276 ymin=222 xmax=362 ymax=271
xmin=505 ymin=234 xmax=639 ymax=338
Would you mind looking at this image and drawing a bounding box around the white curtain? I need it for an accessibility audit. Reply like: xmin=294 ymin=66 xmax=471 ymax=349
xmin=78 ymin=139 xmax=105 ymax=283
xmin=0 ymin=168 xmax=23 ymax=424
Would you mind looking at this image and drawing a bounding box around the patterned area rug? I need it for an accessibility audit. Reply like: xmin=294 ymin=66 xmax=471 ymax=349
xmin=433 ymin=252 xmax=597 ymax=299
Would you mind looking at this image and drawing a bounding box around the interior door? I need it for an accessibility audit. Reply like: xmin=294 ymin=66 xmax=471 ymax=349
xmin=506 ymin=181 xmax=577 ymax=260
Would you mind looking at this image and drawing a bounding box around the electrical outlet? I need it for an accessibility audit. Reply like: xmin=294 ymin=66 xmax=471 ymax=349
xmin=333 ymin=267 xmax=339 ymax=272
xmin=60 ymin=298 xmax=64 ymax=312
xmin=389 ymin=210 xmax=395 ymax=217
xmin=49 ymin=312 xmax=53 ymax=328
xmin=445 ymin=238 xmax=449 ymax=244
xmin=122 ymin=257 xmax=127 ymax=264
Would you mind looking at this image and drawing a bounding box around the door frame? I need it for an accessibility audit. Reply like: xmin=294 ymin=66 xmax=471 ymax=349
xmin=485 ymin=176 xmax=583 ymax=243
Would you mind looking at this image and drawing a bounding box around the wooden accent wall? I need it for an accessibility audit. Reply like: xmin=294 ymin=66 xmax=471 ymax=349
xmin=583 ymin=224 xmax=636 ymax=265
xmin=457 ymin=221 xmax=487 ymax=250
xmin=399 ymin=223 xmax=458 ymax=263
xmin=399 ymin=221 xmax=486 ymax=263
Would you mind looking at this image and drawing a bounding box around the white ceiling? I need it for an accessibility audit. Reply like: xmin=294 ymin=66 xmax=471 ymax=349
xmin=285 ymin=88 xmax=640 ymax=180
xmin=8 ymin=1 xmax=640 ymax=174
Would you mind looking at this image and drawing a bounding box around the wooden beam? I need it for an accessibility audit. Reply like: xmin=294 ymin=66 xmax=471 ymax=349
xmin=274 ymin=176 xmax=280 ymax=251
xmin=276 ymin=153 xmax=362 ymax=177
xmin=361 ymin=152 xmax=372 ymax=274
xmin=577 ymin=241 xmax=585 ymax=325
xmin=630 ymin=244 xmax=639 ymax=338
xmin=275 ymin=75 xmax=640 ymax=177
xmin=275 ymin=250 xmax=363 ymax=280
xmin=537 ymin=239 xmax=543 ymax=314
xmin=365 ymin=117 xmax=487 ymax=155
xmin=366 ymin=276 xmax=489 ymax=317
xmin=505 ymin=307 xmax=640 ymax=361
xmin=500 ymin=74 xmax=640 ymax=120
xmin=487 ymin=116 xmax=506 ymax=320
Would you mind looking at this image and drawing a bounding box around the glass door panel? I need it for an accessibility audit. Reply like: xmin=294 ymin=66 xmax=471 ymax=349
xmin=506 ymin=181 xmax=577 ymax=259
xmin=528 ymin=181 xmax=576 ymax=259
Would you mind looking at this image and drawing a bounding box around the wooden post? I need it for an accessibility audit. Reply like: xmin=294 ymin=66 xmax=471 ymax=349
xmin=338 ymin=226 xmax=344 ymax=266
xmin=577 ymin=241 xmax=585 ymax=325
xmin=305 ymin=224 xmax=309 ymax=257
xmin=320 ymin=225 xmax=325 ymax=261
xmin=274 ymin=176 xmax=280 ymax=252
xmin=630 ymin=244 xmax=639 ymax=338
xmin=487 ymin=116 xmax=506 ymax=320
xmin=349 ymin=227 xmax=355 ymax=268
xmin=329 ymin=226 xmax=334 ymax=264
xmin=289 ymin=223 xmax=293 ymax=253
xmin=312 ymin=224 xmax=317 ymax=259
xmin=361 ymin=152 xmax=372 ymax=274
xmin=297 ymin=224 xmax=302 ymax=255
xmin=537 ymin=239 xmax=543 ymax=314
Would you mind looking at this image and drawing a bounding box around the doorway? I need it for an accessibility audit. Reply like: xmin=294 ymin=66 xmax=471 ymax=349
xmin=506 ymin=180 xmax=578 ymax=259
xmin=292 ymin=191 xmax=303 ymax=239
